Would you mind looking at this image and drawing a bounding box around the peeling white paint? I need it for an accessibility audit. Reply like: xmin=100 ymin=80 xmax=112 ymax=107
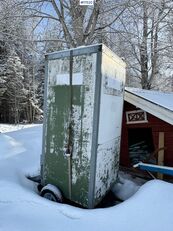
xmin=71 ymin=54 xmax=97 ymax=185
xmin=94 ymin=48 xmax=126 ymax=201
xmin=42 ymin=45 xmax=126 ymax=207
xmin=56 ymin=73 xmax=83 ymax=85
xmin=95 ymin=138 xmax=120 ymax=199
xmin=46 ymin=54 xmax=97 ymax=188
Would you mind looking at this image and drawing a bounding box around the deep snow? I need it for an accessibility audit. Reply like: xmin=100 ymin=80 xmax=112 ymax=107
xmin=0 ymin=125 xmax=173 ymax=231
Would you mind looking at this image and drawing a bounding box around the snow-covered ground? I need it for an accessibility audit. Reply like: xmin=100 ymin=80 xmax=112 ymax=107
xmin=0 ymin=125 xmax=173 ymax=231
xmin=0 ymin=123 xmax=40 ymax=133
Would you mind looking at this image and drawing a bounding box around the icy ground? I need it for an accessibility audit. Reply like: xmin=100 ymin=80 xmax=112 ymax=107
xmin=0 ymin=125 xmax=173 ymax=231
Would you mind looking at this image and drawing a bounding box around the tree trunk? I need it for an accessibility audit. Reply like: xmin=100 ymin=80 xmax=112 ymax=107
xmin=140 ymin=1 xmax=149 ymax=89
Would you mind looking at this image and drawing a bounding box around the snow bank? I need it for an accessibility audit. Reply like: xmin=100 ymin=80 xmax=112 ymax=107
xmin=0 ymin=125 xmax=173 ymax=231
xmin=0 ymin=134 xmax=25 ymax=159
xmin=0 ymin=123 xmax=40 ymax=133
xmin=112 ymin=172 xmax=143 ymax=201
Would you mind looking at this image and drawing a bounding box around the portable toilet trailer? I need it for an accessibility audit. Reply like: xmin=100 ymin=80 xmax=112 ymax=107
xmin=40 ymin=44 xmax=126 ymax=208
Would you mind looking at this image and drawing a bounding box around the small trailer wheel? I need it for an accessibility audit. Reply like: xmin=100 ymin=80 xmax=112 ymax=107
xmin=37 ymin=184 xmax=43 ymax=192
xmin=40 ymin=184 xmax=63 ymax=203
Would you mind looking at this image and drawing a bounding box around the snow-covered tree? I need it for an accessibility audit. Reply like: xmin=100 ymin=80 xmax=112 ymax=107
xmin=20 ymin=0 xmax=129 ymax=47
xmin=0 ymin=50 xmax=26 ymax=123
xmin=0 ymin=0 xmax=44 ymax=123
xmin=109 ymin=0 xmax=173 ymax=90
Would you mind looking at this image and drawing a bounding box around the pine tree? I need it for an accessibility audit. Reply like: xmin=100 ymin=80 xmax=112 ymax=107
xmin=1 ymin=50 xmax=26 ymax=123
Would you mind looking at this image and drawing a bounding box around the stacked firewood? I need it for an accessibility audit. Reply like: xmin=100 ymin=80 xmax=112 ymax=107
xmin=129 ymin=141 xmax=152 ymax=165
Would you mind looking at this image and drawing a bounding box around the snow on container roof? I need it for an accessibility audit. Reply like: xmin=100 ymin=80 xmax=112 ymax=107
xmin=125 ymin=87 xmax=173 ymax=125
xmin=45 ymin=44 xmax=126 ymax=67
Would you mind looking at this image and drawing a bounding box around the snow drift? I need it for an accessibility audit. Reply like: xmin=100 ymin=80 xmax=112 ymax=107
xmin=0 ymin=125 xmax=173 ymax=231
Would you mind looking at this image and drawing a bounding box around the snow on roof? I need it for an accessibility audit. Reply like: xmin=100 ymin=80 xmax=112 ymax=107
xmin=125 ymin=87 xmax=173 ymax=112
xmin=125 ymin=87 xmax=173 ymax=125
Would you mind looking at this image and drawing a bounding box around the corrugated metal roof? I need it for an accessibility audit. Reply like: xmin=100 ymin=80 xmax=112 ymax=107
xmin=125 ymin=87 xmax=173 ymax=112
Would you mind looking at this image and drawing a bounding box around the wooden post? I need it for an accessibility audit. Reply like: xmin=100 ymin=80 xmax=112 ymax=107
xmin=157 ymin=132 xmax=164 ymax=180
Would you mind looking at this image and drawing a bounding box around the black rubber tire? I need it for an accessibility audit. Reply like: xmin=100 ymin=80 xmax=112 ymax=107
xmin=40 ymin=189 xmax=62 ymax=203
xmin=37 ymin=184 xmax=43 ymax=192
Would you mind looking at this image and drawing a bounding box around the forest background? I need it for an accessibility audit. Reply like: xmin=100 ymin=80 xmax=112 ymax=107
xmin=0 ymin=0 xmax=172 ymax=123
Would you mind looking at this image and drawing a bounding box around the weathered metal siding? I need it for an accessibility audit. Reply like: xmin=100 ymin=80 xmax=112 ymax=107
xmin=94 ymin=46 xmax=126 ymax=205
xmin=42 ymin=53 xmax=97 ymax=207
xmin=70 ymin=54 xmax=97 ymax=206
xmin=43 ymin=57 xmax=71 ymax=197
xmin=41 ymin=44 xmax=126 ymax=208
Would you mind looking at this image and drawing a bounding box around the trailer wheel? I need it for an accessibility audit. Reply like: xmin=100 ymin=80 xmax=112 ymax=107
xmin=37 ymin=184 xmax=43 ymax=192
xmin=40 ymin=184 xmax=63 ymax=203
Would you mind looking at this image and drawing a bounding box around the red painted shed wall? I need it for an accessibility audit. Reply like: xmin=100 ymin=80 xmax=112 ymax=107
xmin=120 ymin=101 xmax=173 ymax=167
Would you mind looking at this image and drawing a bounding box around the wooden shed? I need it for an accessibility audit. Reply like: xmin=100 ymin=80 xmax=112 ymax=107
xmin=120 ymin=87 xmax=173 ymax=174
